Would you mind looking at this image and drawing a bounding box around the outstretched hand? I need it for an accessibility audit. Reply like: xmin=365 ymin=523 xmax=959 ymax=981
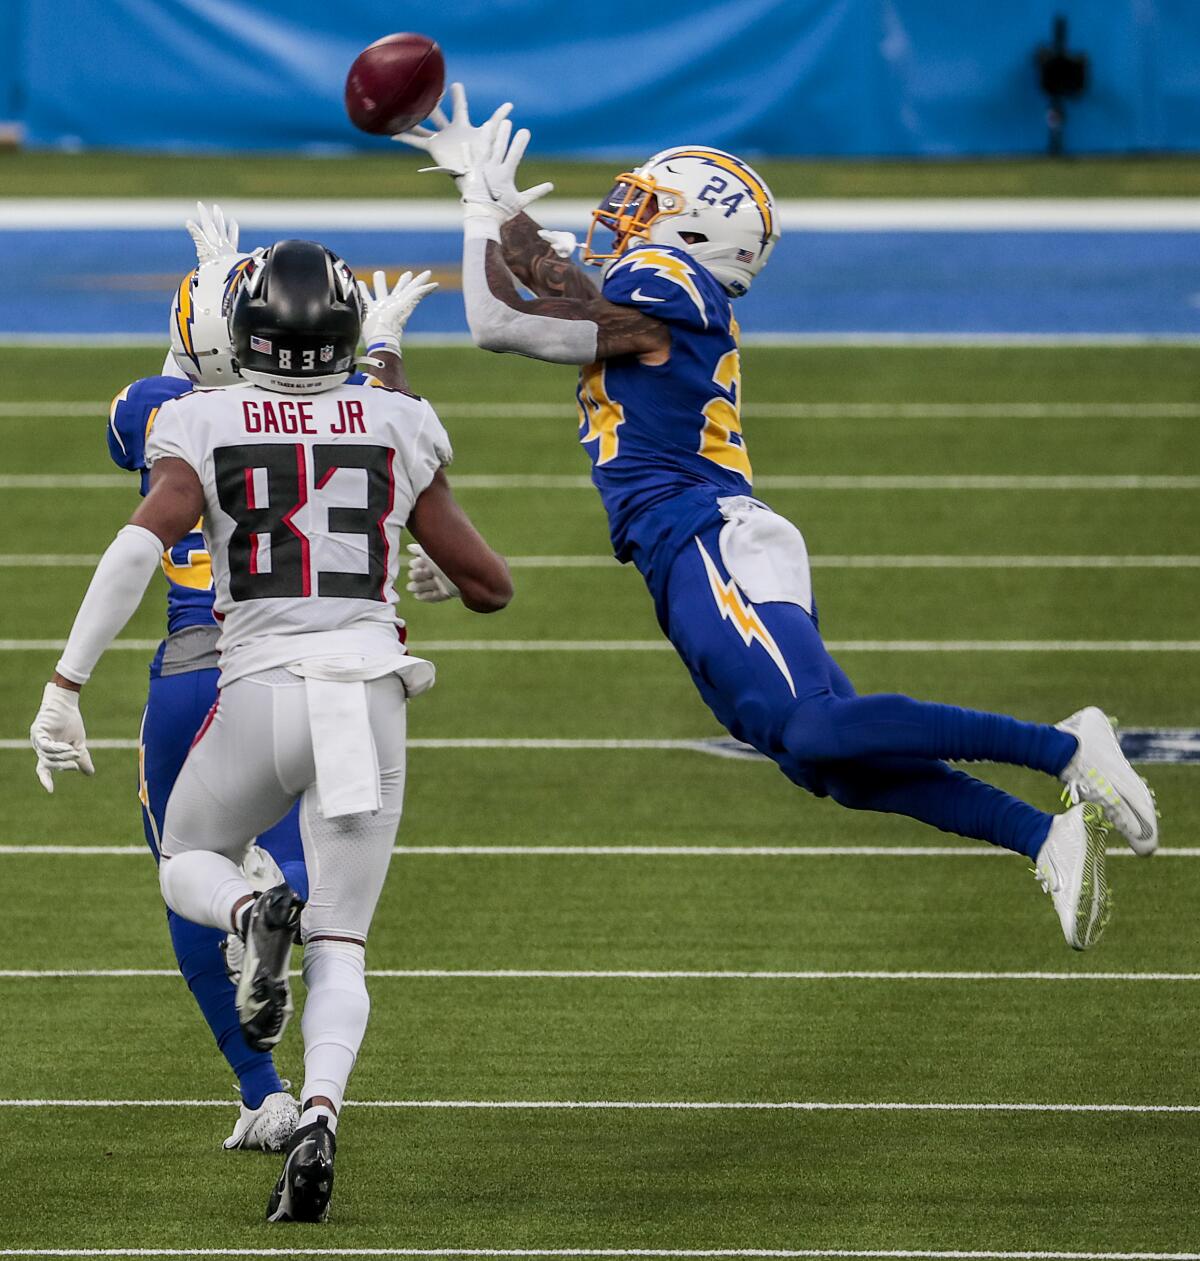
xmin=186 ymin=202 xmax=240 ymax=266
xmin=393 ymin=81 xmax=512 ymax=181
xmin=459 ymin=117 xmax=554 ymax=226
xmin=359 ymin=269 xmax=439 ymax=356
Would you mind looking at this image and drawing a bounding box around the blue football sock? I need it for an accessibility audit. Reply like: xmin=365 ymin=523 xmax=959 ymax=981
xmin=783 ymin=693 xmax=1078 ymax=777
xmin=279 ymin=859 xmax=309 ymax=902
xmin=818 ymin=757 xmax=1054 ymax=859
xmin=167 ymin=910 xmax=284 ymax=1110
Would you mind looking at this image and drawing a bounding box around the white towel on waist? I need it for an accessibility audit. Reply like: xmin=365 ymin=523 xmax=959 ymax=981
xmin=716 ymin=495 xmax=813 ymax=612
xmin=287 ymin=653 xmax=436 ymax=819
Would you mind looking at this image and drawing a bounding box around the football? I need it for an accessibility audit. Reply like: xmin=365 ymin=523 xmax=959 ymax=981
xmin=344 ymin=33 xmax=445 ymax=136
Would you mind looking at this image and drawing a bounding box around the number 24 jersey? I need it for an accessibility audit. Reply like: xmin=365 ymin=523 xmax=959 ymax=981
xmin=577 ymin=243 xmax=752 ymax=581
xmin=145 ymin=381 xmax=452 ymax=685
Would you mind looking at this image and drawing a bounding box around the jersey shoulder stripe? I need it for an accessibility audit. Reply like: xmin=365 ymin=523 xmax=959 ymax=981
xmin=601 ymin=245 xmax=724 ymax=332
xmin=107 ymin=376 xmax=195 ymax=473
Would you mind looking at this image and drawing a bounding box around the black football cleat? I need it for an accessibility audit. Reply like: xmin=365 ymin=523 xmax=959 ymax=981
xmin=235 ymin=883 xmax=305 ymax=1053
xmin=266 ymin=1115 xmax=336 ymax=1223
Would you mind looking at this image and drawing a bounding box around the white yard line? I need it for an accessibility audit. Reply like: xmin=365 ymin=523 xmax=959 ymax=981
xmin=2 ymin=195 xmax=1200 ymax=230
xmin=2 ymin=1251 xmax=1199 ymax=1261
xmin=4 ymin=401 xmax=1200 ymax=420
xmin=7 ymin=333 xmax=1200 ymax=349
xmin=1 ymin=968 xmax=1197 ymax=982
xmin=2 ymin=472 xmax=1197 ymax=490
xmin=4 ymin=554 xmax=1199 ymax=571
xmin=7 ymin=1245 xmax=1200 ymax=1255
xmin=0 ymin=844 xmax=1193 ymax=857
xmin=2 ymin=1252 xmax=1200 ymax=1261
xmin=2 ymin=1097 xmax=1197 ymax=1114
xmin=3 ymin=640 xmax=1200 ymax=653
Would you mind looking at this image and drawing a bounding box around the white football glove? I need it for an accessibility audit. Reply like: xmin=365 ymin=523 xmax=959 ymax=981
xmin=359 ymin=269 xmax=438 ymax=357
xmin=393 ymin=81 xmax=512 ymax=183
xmin=405 ymin=543 xmax=459 ymax=603
xmin=185 ymin=202 xmax=240 ymax=266
xmin=459 ymin=118 xmax=554 ymax=226
xmin=538 ymin=229 xmax=580 ymax=259
xmin=30 ymin=681 xmax=95 ymax=793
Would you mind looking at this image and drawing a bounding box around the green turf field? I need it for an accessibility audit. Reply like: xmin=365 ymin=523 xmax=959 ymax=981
xmin=5 ymin=149 xmax=1200 ymax=198
xmin=1 ymin=344 xmax=1198 ymax=1252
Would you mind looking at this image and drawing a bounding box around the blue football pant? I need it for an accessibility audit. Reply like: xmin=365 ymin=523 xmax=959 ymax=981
xmin=140 ymin=663 xmax=308 ymax=1109
xmin=661 ymin=524 xmax=1077 ymax=858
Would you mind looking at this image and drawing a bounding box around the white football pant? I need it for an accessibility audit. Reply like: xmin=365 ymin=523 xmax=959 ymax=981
xmin=159 ymin=667 xmax=407 ymax=1113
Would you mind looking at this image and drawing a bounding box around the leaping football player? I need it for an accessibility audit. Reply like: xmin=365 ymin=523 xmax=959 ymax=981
xmin=31 ymin=239 xmax=512 ymax=1220
xmin=43 ymin=205 xmax=436 ymax=1154
xmin=398 ymin=90 xmax=1158 ymax=952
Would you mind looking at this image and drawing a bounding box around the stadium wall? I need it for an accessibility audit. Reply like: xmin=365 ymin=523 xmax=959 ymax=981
xmin=8 ymin=0 xmax=1200 ymax=157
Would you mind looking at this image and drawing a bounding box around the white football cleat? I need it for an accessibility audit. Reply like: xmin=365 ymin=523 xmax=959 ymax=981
xmin=224 ymin=846 xmax=289 ymax=984
xmin=242 ymin=843 xmax=287 ymax=891
xmin=1057 ymin=707 xmax=1158 ymax=855
xmin=1035 ymin=803 xmax=1112 ymax=951
xmin=223 ymin=1089 xmax=300 ymax=1153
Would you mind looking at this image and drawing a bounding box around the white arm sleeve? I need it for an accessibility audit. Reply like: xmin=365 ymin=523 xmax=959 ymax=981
xmin=55 ymin=525 xmax=165 ymax=685
xmin=461 ymin=220 xmax=598 ymax=365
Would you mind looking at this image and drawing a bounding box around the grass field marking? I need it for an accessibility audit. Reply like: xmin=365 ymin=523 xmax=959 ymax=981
xmin=3 ymin=1253 xmax=1200 ymax=1261
xmin=4 ymin=968 xmax=1200 ymax=982
xmin=2 ymin=194 xmax=1200 ymax=225
xmin=4 ymin=193 xmax=1200 ymax=229
xmin=2 ymin=844 xmax=1197 ymax=857
xmin=6 ymin=553 xmax=1200 ymax=571
xmin=4 ymin=639 xmax=1200 ymax=654
xmin=6 ymin=400 xmax=1200 ymax=420
xmin=3 ymin=1252 xmax=1200 ymax=1261
xmin=9 ymin=333 xmax=1200 ymax=349
xmin=1 ymin=728 xmax=1198 ymax=758
xmin=4 ymin=1098 xmax=1200 ymax=1115
xmin=5 ymin=473 xmax=1200 ymax=491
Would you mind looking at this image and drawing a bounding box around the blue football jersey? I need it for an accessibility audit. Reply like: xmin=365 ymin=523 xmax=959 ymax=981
xmin=576 ymin=244 xmax=752 ymax=574
xmin=107 ymin=375 xmax=215 ymax=635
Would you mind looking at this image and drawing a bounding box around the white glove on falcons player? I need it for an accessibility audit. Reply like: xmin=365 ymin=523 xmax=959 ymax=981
xmin=30 ymin=682 xmax=95 ymax=793
xmin=359 ymin=269 xmax=438 ymax=357
xmin=459 ymin=118 xmax=554 ymax=226
xmin=393 ymin=81 xmax=512 ymax=182
xmin=185 ymin=201 xmax=240 ymax=265
xmin=405 ymin=543 xmax=459 ymax=603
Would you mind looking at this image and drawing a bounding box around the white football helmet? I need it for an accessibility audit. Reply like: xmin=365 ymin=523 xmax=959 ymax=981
xmin=582 ymin=145 xmax=779 ymax=297
xmin=169 ymin=254 xmax=254 ymax=387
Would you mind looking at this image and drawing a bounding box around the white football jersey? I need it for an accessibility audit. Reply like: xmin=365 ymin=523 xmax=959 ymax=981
xmin=145 ymin=381 xmax=452 ymax=684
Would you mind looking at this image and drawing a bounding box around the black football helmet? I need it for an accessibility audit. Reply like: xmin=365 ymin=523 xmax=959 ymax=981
xmin=228 ymin=239 xmax=362 ymax=394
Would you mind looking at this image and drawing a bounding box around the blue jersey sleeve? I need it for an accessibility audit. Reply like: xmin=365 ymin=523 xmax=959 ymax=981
xmin=107 ymin=376 xmax=195 ymax=484
xmin=601 ymin=245 xmax=716 ymax=332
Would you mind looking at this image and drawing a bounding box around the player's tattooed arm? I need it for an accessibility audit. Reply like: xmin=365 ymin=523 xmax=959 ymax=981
xmin=475 ymin=239 xmax=668 ymax=362
xmin=500 ymin=212 xmax=598 ymax=300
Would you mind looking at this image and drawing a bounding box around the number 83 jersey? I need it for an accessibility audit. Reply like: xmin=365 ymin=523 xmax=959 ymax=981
xmin=578 ymin=243 xmax=751 ymax=573
xmin=145 ymin=381 xmax=452 ymax=685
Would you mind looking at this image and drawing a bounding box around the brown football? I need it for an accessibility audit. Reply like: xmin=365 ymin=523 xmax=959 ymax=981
xmin=344 ymin=33 xmax=445 ymax=136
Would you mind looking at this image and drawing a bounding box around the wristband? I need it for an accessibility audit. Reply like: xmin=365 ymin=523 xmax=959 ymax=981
xmin=462 ymin=208 xmax=504 ymax=241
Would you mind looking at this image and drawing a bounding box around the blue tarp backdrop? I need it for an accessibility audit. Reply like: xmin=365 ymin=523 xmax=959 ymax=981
xmin=4 ymin=0 xmax=1200 ymax=156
